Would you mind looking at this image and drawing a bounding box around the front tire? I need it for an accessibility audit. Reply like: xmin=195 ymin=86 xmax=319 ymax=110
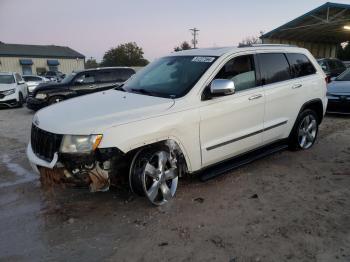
xmin=48 ymin=96 xmax=64 ymax=105
xmin=289 ymin=109 xmax=319 ymax=150
xmin=129 ymin=146 xmax=179 ymax=205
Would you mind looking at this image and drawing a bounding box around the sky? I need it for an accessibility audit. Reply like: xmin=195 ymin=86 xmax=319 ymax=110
xmin=1 ymin=0 xmax=350 ymax=62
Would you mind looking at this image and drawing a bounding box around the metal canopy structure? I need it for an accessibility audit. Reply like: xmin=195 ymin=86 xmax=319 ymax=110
xmin=261 ymin=2 xmax=350 ymax=58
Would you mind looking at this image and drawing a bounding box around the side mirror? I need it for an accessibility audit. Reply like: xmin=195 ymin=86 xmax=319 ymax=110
xmin=321 ymin=65 xmax=327 ymax=71
xmin=210 ymin=79 xmax=235 ymax=96
xmin=17 ymin=80 xmax=25 ymax=85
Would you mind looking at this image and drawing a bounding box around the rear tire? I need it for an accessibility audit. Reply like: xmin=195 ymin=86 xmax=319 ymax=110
xmin=288 ymin=109 xmax=319 ymax=150
xmin=48 ymin=96 xmax=64 ymax=105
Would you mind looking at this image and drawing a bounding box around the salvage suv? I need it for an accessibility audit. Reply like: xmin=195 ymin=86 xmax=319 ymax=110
xmin=27 ymin=45 xmax=327 ymax=205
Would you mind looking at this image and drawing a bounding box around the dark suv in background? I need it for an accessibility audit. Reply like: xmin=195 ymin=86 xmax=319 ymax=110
xmin=27 ymin=67 xmax=135 ymax=110
xmin=317 ymin=58 xmax=346 ymax=78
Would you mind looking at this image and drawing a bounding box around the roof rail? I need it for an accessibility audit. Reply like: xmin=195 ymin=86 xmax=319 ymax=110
xmin=238 ymin=44 xmax=297 ymax=48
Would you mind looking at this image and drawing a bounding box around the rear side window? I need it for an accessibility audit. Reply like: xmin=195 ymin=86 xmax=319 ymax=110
xmin=74 ymin=72 xmax=95 ymax=84
xmin=286 ymin=53 xmax=316 ymax=78
xmin=258 ymin=53 xmax=291 ymax=85
xmin=15 ymin=73 xmax=23 ymax=83
xmin=97 ymin=69 xmax=135 ymax=83
xmin=119 ymin=69 xmax=135 ymax=82
xmin=96 ymin=70 xmax=117 ymax=83
xmin=328 ymin=60 xmax=339 ymax=70
xmin=335 ymin=60 xmax=346 ymax=70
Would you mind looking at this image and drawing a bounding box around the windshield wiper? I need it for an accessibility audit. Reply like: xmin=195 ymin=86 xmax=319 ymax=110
xmin=130 ymin=88 xmax=156 ymax=96
xmin=128 ymin=88 xmax=173 ymax=98
xmin=114 ymin=84 xmax=125 ymax=92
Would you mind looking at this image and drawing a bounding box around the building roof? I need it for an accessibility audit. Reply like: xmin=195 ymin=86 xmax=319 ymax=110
xmin=0 ymin=43 xmax=85 ymax=59
xmin=261 ymin=2 xmax=350 ymax=44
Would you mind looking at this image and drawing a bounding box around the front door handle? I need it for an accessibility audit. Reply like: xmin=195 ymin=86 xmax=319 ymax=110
xmin=89 ymin=85 xmax=96 ymax=88
xmin=248 ymin=94 xmax=263 ymax=100
xmin=292 ymin=84 xmax=302 ymax=89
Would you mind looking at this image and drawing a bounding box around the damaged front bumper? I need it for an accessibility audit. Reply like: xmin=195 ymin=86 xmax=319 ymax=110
xmin=26 ymin=143 xmax=124 ymax=192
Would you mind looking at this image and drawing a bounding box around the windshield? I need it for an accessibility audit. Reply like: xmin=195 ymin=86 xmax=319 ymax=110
xmin=61 ymin=73 xmax=76 ymax=84
xmin=335 ymin=68 xmax=350 ymax=81
xmin=0 ymin=75 xmax=15 ymax=84
xmin=123 ymin=56 xmax=217 ymax=98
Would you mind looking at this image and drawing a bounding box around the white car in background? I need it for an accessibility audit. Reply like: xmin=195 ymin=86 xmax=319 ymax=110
xmin=23 ymin=75 xmax=50 ymax=94
xmin=0 ymin=72 xmax=28 ymax=108
xmin=27 ymin=45 xmax=327 ymax=205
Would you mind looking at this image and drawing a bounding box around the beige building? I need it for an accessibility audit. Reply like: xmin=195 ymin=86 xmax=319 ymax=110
xmin=0 ymin=42 xmax=85 ymax=75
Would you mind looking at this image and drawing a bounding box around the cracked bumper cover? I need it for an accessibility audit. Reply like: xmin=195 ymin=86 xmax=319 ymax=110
xmin=26 ymin=142 xmax=58 ymax=174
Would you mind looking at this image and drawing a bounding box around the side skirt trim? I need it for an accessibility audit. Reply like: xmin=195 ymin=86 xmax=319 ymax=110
xmin=206 ymin=120 xmax=287 ymax=151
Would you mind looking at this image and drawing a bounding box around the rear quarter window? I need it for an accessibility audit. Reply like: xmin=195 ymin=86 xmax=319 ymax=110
xmin=286 ymin=53 xmax=316 ymax=78
xmin=258 ymin=53 xmax=291 ymax=85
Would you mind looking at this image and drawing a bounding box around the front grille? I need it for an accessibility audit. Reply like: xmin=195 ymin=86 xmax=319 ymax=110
xmin=31 ymin=124 xmax=63 ymax=161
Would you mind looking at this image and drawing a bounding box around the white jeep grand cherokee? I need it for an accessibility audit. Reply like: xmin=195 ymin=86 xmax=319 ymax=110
xmin=27 ymin=45 xmax=327 ymax=205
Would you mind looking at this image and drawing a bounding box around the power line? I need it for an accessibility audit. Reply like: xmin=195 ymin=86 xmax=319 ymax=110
xmin=189 ymin=28 xmax=199 ymax=49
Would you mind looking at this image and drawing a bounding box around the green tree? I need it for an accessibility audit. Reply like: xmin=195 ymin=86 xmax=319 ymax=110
xmin=174 ymin=41 xmax=192 ymax=52
xmin=85 ymin=57 xmax=99 ymax=69
xmin=337 ymin=42 xmax=350 ymax=60
xmin=101 ymin=42 xmax=149 ymax=67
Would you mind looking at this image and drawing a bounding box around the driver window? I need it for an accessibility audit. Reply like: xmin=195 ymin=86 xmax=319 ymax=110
xmin=75 ymin=72 xmax=95 ymax=84
xmin=214 ymin=55 xmax=257 ymax=92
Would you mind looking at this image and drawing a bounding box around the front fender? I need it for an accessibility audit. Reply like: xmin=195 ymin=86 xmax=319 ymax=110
xmin=98 ymin=109 xmax=202 ymax=172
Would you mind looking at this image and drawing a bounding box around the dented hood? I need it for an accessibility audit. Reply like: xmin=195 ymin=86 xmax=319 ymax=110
xmin=34 ymin=90 xmax=175 ymax=134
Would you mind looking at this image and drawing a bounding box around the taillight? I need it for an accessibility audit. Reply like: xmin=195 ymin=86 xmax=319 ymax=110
xmin=325 ymin=76 xmax=331 ymax=84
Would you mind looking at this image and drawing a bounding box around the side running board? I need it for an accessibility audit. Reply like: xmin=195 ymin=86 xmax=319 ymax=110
xmin=199 ymin=141 xmax=288 ymax=181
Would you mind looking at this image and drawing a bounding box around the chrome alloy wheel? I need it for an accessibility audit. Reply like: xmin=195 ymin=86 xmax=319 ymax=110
xmin=130 ymin=149 xmax=178 ymax=205
xmin=298 ymin=114 xmax=317 ymax=149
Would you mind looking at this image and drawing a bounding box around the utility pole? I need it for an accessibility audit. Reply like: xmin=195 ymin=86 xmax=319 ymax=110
xmin=189 ymin=27 xmax=199 ymax=49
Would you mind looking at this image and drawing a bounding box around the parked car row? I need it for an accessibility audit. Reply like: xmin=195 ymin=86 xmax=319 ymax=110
xmin=0 ymin=67 xmax=136 ymax=109
xmin=26 ymin=45 xmax=329 ymax=205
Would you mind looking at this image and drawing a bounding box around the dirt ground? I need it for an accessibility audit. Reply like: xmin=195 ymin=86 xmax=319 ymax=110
xmin=0 ymin=107 xmax=349 ymax=262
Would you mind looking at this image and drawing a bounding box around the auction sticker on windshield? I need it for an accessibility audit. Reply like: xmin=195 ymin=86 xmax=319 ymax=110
xmin=192 ymin=57 xmax=215 ymax=63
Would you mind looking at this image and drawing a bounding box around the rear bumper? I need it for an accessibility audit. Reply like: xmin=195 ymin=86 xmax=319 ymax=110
xmin=26 ymin=97 xmax=48 ymax=111
xmin=327 ymin=98 xmax=350 ymax=114
xmin=26 ymin=143 xmax=58 ymax=174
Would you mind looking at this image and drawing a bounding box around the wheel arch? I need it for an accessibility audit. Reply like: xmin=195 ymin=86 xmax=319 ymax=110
xmin=298 ymin=98 xmax=324 ymax=124
xmin=124 ymin=137 xmax=191 ymax=173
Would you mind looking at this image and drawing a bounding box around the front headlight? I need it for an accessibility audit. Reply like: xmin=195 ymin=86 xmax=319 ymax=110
xmin=60 ymin=135 xmax=103 ymax=153
xmin=35 ymin=93 xmax=47 ymax=99
xmin=3 ymin=89 xmax=15 ymax=96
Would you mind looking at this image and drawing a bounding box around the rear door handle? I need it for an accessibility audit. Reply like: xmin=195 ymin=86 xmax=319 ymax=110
xmin=292 ymin=84 xmax=302 ymax=89
xmin=248 ymin=94 xmax=263 ymax=100
xmin=89 ymin=85 xmax=96 ymax=88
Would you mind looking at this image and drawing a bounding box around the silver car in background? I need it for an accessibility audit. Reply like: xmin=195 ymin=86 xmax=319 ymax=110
xmin=22 ymin=75 xmax=50 ymax=94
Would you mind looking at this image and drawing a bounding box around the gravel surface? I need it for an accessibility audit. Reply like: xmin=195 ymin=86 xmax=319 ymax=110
xmin=0 ymin=107 xmax=349 ymax=262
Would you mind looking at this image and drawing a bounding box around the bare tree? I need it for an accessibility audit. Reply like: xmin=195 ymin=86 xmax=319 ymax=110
xmin=238 ymin=31 xmax=264 ymax=47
